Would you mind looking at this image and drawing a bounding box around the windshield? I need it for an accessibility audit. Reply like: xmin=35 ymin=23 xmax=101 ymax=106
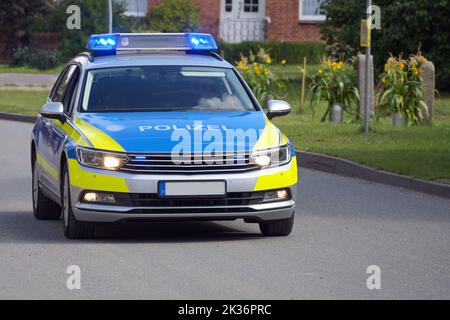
xmin=81 ymin=66 xmax=256 ymax=112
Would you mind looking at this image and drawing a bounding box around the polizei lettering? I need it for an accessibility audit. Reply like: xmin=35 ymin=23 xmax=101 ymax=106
xmin=139 ymin=124 xmax=227 ymax=132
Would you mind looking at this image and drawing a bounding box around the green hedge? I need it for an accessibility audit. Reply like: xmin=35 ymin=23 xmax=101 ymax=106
xmin=219 ymin=41 xmax=325 ymax=65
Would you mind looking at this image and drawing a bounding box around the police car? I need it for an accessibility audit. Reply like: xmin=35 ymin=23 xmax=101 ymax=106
xmin=31 ymin=33 xmax=298 ymax=239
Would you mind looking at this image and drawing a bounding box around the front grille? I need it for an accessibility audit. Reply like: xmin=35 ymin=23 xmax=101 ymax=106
xmin=120 ymin=152 xmax=259 ymax=174
xmin=113 ymin=191 xmax=268 ymax=207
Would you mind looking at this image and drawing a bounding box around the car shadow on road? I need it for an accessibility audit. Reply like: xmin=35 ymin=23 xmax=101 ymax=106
xmin=0 ymin=211 xmax=263 ymax=243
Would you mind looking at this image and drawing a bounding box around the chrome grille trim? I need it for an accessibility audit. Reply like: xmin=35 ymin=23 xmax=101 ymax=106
xmin=120 ymin=151 xmax=260 ymax=174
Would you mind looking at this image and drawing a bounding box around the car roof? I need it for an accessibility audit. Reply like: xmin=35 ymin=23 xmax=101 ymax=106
xmin=75 ymin=53 xmax=234 ymax=70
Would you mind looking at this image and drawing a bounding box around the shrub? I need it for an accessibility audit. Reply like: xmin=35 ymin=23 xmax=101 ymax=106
xmin=221 ymin=41 xmax=324 ymax=65
xmin=10 ymin=46 xmax=31 ymax=67
xmin=320 ymin=0 xmax=450 ymax=91
xmin=235 ymin=48 xmax=286 ymax=105
xmin=28 ymin=50 xmax=59 ymax=70
xmin=377 ymin=53 xmax=429 ymax=126
xmin=9 ymin=46 xmax=59 ymax=70
xmin=147 ymin=0 xmax=200 ymax=32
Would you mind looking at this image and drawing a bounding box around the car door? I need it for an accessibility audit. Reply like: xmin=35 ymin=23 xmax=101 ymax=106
xmin=41 ymin=65 xmax=79 ymax=195
xmin=51 ymin=64 xmax=81 ymax=177
xmin=37 ymin=66 xmax=69 ymax=191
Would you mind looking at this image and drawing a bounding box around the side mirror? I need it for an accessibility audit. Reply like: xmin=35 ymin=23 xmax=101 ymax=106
xmin=266 ymin=100 xmax=291 ymax=120
xmin=40 ymin=102 xmax=66 ymax=122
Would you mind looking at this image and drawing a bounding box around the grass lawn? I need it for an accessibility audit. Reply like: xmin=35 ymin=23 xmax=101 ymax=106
xmin=0 ymin=87 xmax=449 ymax=181
xmin=269 ymin=64 xmax=320 ymax=81
xmin=273 ymin=85 xmax=450 ymax=181
xmin=0 ymin=64 xmax=62 ymax=75
xmin=0 ymin=89 xmax=49 ymax=115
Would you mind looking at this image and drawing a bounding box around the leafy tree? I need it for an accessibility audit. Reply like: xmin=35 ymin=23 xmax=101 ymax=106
xmin=320 ymin=0 xmax=450 ymax=90
xmin=147 ymin=0 xmax=200 ymax=32
xmin=0 ymin=0 xmax=51 ymax=57
xmin=56 ymin=0 xmax=128 ymax=61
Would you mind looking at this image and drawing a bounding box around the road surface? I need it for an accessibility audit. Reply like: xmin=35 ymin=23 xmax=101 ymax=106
xmin=0 ymin=73 xmax=57 ymax=88
xmin=0 ymin=120 xmax=449 ymax=299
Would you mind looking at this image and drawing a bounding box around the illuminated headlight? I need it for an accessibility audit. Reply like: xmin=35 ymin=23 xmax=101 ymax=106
xmin=250 ymin=145 xmax=291 ymax=168
xmin=82 ymin=192 xmax=115 ymax=204
xmin=76 ymin=147 xmax=128 ymax=170
xmin=263 ymin=189 xmax=290 ymax=202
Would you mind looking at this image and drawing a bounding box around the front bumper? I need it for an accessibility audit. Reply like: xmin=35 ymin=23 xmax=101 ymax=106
xmin=73 ymin=199 xmax=296 ymax=223
xmin=68 ymin=157 xmax=298 ymax=223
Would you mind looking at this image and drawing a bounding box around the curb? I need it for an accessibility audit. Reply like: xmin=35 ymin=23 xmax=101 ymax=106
xmin=0 ymin=112 xmax=36 ymax=123
xmin=297 ymin=151 xmax=450 ymax=199
xmin=0 ymin=113 xmax=448 ymax=199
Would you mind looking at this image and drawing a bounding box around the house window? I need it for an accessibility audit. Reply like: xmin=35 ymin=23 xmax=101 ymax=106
xmin=244 ymin=0 xmax=259 ymax=13
xmin=225 ymin=0 xmax=232 ymax=12
xmin=299 ymin=0 xmax=326 ymax=22
xmin=122 ymin=0 xmax=148 ymax=17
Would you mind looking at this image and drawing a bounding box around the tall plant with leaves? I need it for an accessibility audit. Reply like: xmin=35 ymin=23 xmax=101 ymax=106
xmin=377 ymin=53 xmax=429 ymax=126
xmin=235 ymin=47 xmax=286 ymax=105
xmin=319 ymin=0 xmax=450 ymax=91
xmin=309 ymin=57 xmax=360 ymax=122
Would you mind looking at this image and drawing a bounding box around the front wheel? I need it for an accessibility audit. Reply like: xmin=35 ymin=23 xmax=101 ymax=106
xmin=259 ymin=214 xmax=294 ymax=237
xmin=32 ymin=158 xmax=62 ymax=220
xmin=62 ymin=164 xmax=95 ymax=239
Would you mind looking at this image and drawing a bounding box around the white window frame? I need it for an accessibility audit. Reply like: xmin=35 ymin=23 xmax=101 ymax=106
xmin=122 ymin=0 xmax=148 ymax=18
xmin=299 ymin=0 xmax=326 ymax=23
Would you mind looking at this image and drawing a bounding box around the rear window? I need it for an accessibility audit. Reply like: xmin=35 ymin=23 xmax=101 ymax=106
xmin=81 ymin=66 xmax=256 ymax=112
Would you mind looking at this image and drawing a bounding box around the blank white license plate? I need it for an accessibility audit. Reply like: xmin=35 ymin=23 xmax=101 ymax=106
xmin=159 ymin=181 xmax=226 ymax=197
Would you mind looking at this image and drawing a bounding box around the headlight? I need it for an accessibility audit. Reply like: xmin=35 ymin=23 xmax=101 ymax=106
xmin=250 ymin=145 xmax=291 ymax=168
xmin=76 ymin=147 xmax=128 ymax=170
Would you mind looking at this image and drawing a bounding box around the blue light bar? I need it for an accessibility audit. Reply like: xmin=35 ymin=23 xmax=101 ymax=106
xmin=86 ymin=33 xmax=217 ymax=54
xmin=187 ymin=33 xmax=217 ymax=51
xmin=86 ymin=34 xmax=119 ymax=51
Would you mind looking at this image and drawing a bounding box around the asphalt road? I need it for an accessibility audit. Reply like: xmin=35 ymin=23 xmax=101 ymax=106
xmin=0 ymin=73 xmax=57 ymax=88
xmin=0 ymin=119 xmax=449 ymax=300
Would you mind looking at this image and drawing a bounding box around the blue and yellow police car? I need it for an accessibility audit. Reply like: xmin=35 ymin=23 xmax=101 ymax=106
xmin=31 ymin=33 xmax=298 ymax=239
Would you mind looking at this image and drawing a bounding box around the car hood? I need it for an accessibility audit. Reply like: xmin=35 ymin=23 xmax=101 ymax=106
xmin=74 ymin=112 xmax=284 ymax=153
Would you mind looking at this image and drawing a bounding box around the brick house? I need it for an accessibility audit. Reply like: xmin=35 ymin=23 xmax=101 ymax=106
xmin=123 ymin=0 xmax=324 ymax=43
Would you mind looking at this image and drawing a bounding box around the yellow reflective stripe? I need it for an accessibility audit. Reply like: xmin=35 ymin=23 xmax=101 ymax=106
xmin=68 ymin=159 xmax=129 ymax=192
xmin=74 ymin=117 xmax=125 ymax=152
xmin=52 ymin=120 xmax=89 ymax=147
xmin=253 ymin=120 xmax=282 ymax=151
xmin=253 ymin=156 xmax=298 ymax=191
xmin=37 ymin=153 xmax=59 ymax=180
xmin=281 ymin=133 xmax=288 ymax=145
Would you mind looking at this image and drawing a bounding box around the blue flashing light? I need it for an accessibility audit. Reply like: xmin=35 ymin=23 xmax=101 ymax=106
xmin=86 ymin=34 xmax=118 ymax=52
xmin=187 ymin=33 xmax=217 ymax=51
xmin=86 ymin=33 xmax=218 ymax=54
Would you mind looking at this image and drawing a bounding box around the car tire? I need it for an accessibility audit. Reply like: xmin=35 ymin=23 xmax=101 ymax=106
xmin=32 ymin=158 xmax=62 ymax=220
xmin=259 ymin=213 xmax=294 ymax=237
xmin=62 ymin=164 xmax=95 ymax=239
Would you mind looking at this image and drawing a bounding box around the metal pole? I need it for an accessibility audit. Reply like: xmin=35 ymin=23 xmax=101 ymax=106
xmin=364 ymin=0 xmax=372 ymax=134
xmin=108 ymin=0 xmax=113 ymax=33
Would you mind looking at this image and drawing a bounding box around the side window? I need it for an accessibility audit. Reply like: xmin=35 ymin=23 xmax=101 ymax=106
xmin=63 ymin=67 xmax=81 ymax=115
xmin=52 ymin=65 xmax=77 ymax=103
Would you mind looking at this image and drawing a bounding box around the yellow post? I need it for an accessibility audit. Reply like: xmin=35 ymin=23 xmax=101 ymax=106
xmin=299 ymin=57 xmax=307 ymax=113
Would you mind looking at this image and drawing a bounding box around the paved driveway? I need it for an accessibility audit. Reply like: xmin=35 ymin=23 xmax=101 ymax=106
xmin=0 ymin=120 xmax=449 ymax=299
